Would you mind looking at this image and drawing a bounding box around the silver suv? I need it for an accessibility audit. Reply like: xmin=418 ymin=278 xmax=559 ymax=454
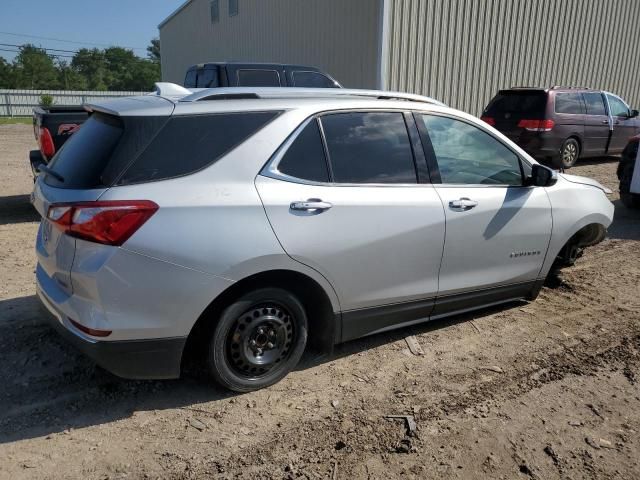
xmin=33 ymin=86 xmax=614 ymax=392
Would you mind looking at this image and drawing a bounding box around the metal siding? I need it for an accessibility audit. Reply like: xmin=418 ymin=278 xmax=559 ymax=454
xmin=159 ymin=0 xmax=381 ymax=89
xmin=386 ymin=0 xmax=640 ymax=115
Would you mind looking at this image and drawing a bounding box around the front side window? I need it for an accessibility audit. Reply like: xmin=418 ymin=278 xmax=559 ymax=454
xmin=320 ymin=112 xmax=417 ymax=184
xmin=555 ymin=93 xmax=584 ymax=114
xmin=607 ymin=94 xmax=630 ymax=117
xmin=277 ymin=120 xmax=329 ymax=182
xmin=237 ymin=69 xmax=281 ymax=87
xmin=293 ymin=71 xmax=336 ymax=88
xmin=421 ymin=115 xmax=522 ymax=186
xmin=583 ymin=93 xmax=607 ymax=116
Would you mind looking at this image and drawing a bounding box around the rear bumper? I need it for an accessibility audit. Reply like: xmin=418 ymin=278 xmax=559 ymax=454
xmin=37 ymin=287 xmax=186 ymax=380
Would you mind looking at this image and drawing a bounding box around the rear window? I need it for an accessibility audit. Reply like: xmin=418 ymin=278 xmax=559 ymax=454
xmin=236 ymin=69 xmax=281 ymax=87
xmin=198 ymin=67 xmax=219 ymax=88
xmin=184 ymin=69 xmax=197 ymax=88
xmin=117 ymin=111 xmax=280 ymax=185
xmin=45 ymin=113 xmax=123 ymax=188
xmin=484 ymin=91 xmax=547 ymax=118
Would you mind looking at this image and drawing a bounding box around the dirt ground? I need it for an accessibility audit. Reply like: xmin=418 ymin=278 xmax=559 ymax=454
xmin=0 ymin=123 xmax=639 ymax=480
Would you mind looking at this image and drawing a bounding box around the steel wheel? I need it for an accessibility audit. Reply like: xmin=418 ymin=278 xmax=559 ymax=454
xmin=226 ymin=303 xmax=295 ymax=378
xmin=207 ymin=287 xmax=308 ymax=392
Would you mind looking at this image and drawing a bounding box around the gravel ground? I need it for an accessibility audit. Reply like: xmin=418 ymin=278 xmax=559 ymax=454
xmin=0 ymin=124 xmax=639 ymax=479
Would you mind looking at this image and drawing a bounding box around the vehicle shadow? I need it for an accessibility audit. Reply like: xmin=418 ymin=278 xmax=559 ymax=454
xmin=0 ymin=194 xmax=39 ymax=225
xmin=0 ymin=293 xmax=526 ymax=444
xmin=606 ymin=199 xmax=640 ymax=241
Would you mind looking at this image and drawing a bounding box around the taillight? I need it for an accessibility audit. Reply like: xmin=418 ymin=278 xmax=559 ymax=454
xmin=39 ymin=127 xmax=55 ymax=158
xmin=480 ymin=116 xmax=496 ymax=126
xmin=517 ymin=119 xmax=555 ymax=132
xmin=47 ymin=200 xmax=158 ymax=246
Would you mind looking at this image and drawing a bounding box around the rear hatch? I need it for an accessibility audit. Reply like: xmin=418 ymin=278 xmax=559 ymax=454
xmin=32 ymin=97 xmax=173 ymax=296
xmin=482 ymin=89 xmax=549 ymax=139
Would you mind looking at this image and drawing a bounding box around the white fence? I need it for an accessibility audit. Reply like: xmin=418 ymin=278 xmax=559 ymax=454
xmin=0 ymin=89 xmax=146 ymax=116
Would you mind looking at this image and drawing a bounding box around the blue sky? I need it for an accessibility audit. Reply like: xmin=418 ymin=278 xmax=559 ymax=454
xmin=0 ymin=0 xmax=183 ymax=61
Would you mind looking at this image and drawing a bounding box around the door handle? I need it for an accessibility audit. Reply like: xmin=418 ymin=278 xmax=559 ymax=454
xmin=449 ymin=197 xmax=478 ymax=211
xmin=290 ymin=198 xmax=333 ymax=212
xmin=601 ymin=120 xmax=609 ymax=124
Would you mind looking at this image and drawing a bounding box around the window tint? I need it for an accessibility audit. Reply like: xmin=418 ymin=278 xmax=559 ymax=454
xmin=184 ymin=69 xmax=197 ymax=88
xmin=484 ymin=91 xmax=547 ymax=117
xmin=607 ymin=94 xmax=630 ymax=117
xmin=45 ymin=113 xmax=123 ymax=188
xmin=277 ymin=120 xmax=329 ymax=182
xmin=236 ymin=69 xmax=281 ymax=87
xmin=321 ymin=112 xmax=417 ymax=184
xmin=293 ymin=71 xmax=336 ymax=88
xmin=229 ymin=0 xmax=238 ymax=16
xmin=422 ymin=115 xmax=522 ymax=186
xmin=555 ymin=93 xmax=584 ymax=114
xmin=210 ymin=0 xmax=219 ymax=22
xmin=583 ymin=93 xmax=606 ymax=115
xmin=118 ymin=112 xmax=279 ymax=185
xmin=198 ymin=67 xmax=218 ymax=88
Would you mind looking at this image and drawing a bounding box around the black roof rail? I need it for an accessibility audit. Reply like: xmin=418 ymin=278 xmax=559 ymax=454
xmin=550 ymin=85 xmax=592 ymax=90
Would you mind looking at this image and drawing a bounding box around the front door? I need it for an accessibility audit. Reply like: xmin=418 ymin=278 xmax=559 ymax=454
xmin=606 ymin=93 xmax=639 ymax=153
xmin=416 ymin=113 xmax=552 ymax=315
xmin=256 ymin=111 xmax=446 ymax=339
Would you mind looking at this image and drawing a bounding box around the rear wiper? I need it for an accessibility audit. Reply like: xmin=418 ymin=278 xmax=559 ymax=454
xmin=37 ymin=165 xmax=65 ymax=183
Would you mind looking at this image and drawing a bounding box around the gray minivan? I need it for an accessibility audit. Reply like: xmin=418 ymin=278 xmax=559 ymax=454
xmin=481 ymin=87 xmax=640 ymax=168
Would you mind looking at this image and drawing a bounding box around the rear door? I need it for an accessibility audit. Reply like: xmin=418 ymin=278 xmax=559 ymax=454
xmin=416 ymin=113 xmax=551 ymax=315
xmin=582 ymin=92 xmax=611 ymax=155
xmin=552 ymin=92 xmax=585 ymax=144
xmin=256 ymin=111 xmax=446 ymax=340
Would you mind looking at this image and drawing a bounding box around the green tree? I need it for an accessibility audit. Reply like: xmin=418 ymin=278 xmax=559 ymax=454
xmin=0 ymin=57 xmax=14 ymax=88
xmin=57 ymin=60 xmax=87 ymax=90
xmin=71 ymin=48 xmax=108 ymax=90
xmin=12 ymin=45 xmax=60 ymax=89
xmin=147 ymin=38 xmax=160 ymax=63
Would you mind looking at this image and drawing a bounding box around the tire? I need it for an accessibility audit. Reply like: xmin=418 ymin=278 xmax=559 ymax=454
xmin=207 ymin=287 xmax=308 ymax=392
xmin=620 ymin=192 xmax=640 ymax=209
xmin=553 ymin=138 xmax=580 ymax=169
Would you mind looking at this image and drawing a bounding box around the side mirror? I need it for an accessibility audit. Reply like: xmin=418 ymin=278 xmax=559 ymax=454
xmin=631 ymin=109 xmax=639 ymax=118
xmin=529 ymin=164 xmax=558 ymax=187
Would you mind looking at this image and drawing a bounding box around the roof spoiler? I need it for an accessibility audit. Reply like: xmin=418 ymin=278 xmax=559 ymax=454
xmin=150 ymin=82 xmax=193 ymax=97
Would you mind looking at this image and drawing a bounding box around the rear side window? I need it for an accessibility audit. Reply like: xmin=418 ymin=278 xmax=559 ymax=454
xmin=320 ymin=112 xmax=417 ymax=184
xmin=236 ymin=69 xmax=281 ymax=87
xmin=45 ymin=113 xmax=123 ymax=188
xmin=555 ymin=93 xmax=584 ymax=114
xmin=277 ymin=120 xmax=329 ymax=182
xmin=293 ymin=71 xmax=336 ymax=88
xmin=484 ymin=91 xmax=547 ymax=117
xmin=117 ymin=112 xmax=280 ymax=185
xmin=583 ymin=93 xmax=606 ymax=115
